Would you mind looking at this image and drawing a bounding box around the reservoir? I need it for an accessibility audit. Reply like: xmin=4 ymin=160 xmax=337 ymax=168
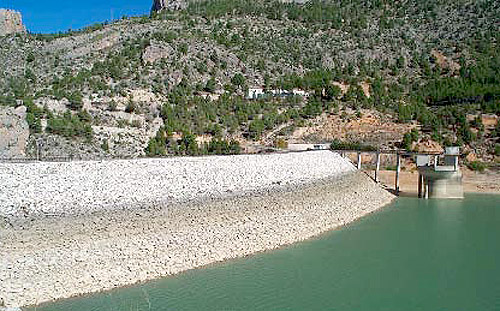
xmin=31 ymin=194 xmax=500 ymax=311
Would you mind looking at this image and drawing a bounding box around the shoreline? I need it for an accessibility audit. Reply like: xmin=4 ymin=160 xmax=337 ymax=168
xmin=30 ymin=175 xmax=396 ymax=310
xmin=0 ymin=152 xmax=395 ymax=308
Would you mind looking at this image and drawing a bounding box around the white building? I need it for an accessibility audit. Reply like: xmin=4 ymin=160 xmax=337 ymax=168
xmin=246 ymin=88 xmax=265 ymax=100
xmin=247 ymin=88 xmax=309 ymax=100
xmin=292 ymin=89 xmax=309 ymax=97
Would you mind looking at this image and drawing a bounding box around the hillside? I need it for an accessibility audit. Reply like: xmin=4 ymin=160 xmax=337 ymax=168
xmin=0 ymin=0 xmax=499 ymax=162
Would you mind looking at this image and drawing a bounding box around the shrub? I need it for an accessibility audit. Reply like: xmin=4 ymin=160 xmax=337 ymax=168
xmin=67 ymin=92 xmax=83 ymax=110
xmin=179 ymin=132 xmax=199 ymax=155
xmin=108 ymin=101 xmax=118 ymax=111
xmin=101 ymin=140 xmax=109 ymax=152
xmin=467 ymin=161 xmax=487 ymax=173
xmin=205 ymin=139 xmax=241 ymax=155
xmin=77 ymin=109 xmax=92 ymax=122
xmin=204 ymin=78 xmax=216 ymax=92
xmin=46 ymin=111 xmax=93 ymax=139
xmin=403 ymin=129 xmax=419 ymax=151
xmin=179 ymin=43 xmax=188 ymax=55
xmin=25 ymin=101 xmax=44 ymax=133
xmin=248 ymin=119 xmax=265 ymax=139
xmin=145 ymin=129 xmax=166 ymax=156
xmin=26 ymin=52 xmax=35 ymax=63
xmin=125 ymin=100 xmax=137 ymax=113
xmin=26 ymin=112 xmax=42 ymax=133
xmin=231 ymin=73 xmax=246 ymax=89
xmin=330 ymin=139 xmax=377 ymax=151
xmin=324 ymin=84 xmax=341 ymax=100
xmin=274 ymin=138 xmax=288 ymax=149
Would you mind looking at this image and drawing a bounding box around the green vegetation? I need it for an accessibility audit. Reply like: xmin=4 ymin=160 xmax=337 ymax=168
xmin=101 ymin=140 xmax=109 ymax=152
xmin=158 ymin=81 xmax=308 ymax=140
xmin=46 ymin=110 xmax=93 ymax=140
xmin=66 ymin=92 xmax=84 ymax=110
xmin=125 ymin=99 xmax=137 ymax=113
xmin=274 ymin=138 xmax=288 ymax=149
xmin=330 ymin=139 xmax=377 ymax=151
xmin=145 ymin=130 xmax=167 ymax=156
xmin=466 ymin=161 xmax=487 ymax=173
xmin=24 ymin=100 xmax=44 ymax=133
xmin=145 ymin=128 xmax=240 ymax=157
xmin=0 ymin=0 xmax=498 ymax=159
xmin=231 ymin=73 xmax=246 ymax=89
xmin=384 ymin=165 xmax=398 ymax=171
xmin=205 ymin=138 xmax=241 ymax=155
xmin=403 ymin=129 xmax=419 ymax=151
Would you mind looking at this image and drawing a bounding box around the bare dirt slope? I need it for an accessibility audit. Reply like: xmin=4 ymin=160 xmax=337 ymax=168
xmin=289 ymin=109 xmax=415 ymax=147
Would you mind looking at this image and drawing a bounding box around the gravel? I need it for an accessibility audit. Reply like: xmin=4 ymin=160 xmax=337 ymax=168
xmin=0 ymin=151 xmax=394 ymax=308
xmin=0 ymin=151 xmax=354 ymax=220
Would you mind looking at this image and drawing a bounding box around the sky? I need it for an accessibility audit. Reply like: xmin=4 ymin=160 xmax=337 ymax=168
xmin=1 ymin=0 xmax=152 ymax=33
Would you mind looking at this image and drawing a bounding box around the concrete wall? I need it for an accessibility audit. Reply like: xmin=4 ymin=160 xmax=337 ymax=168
xmin=421 ymin=169 xmax=464 ymax=199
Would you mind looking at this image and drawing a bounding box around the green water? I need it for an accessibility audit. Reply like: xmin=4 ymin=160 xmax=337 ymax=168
xmin=32 ymin=194 xmax=500 ymax=311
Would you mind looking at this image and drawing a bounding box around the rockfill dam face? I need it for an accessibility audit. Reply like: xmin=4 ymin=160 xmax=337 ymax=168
xmin=0 ymin=152 xmax=394 ymax=308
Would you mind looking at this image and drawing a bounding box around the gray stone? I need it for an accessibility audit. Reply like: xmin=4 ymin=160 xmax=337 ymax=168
xmin=151 ymin=0 xmax=168 ymax=12
xmin=152 ymin=0 xmax=188 ymax=12
xmin=0 ymin=106 xmax=29 ymax=159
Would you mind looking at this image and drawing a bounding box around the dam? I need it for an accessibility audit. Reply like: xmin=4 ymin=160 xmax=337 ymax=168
xmin=334 ymin=146 xmax=463 ymax=199
xmin=0 ymin=151 xmax=394 ymax=308
xmin=416 ymin=147 xmax=463 ymax=199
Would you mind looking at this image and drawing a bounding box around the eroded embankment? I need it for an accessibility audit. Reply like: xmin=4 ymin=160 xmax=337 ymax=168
xmin=0 ymin=152 xmax=394 ymax=308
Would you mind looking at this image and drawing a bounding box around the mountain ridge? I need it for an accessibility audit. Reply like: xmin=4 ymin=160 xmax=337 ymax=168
xmin=0 ymin=0 xmax=498 ymax=162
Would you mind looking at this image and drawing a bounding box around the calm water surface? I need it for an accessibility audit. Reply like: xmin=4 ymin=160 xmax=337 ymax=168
xmin=32 ymin=194 xmax=500 ymax=311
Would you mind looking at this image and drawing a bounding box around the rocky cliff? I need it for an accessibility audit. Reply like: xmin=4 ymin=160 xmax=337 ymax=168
xmin=151 ymin=0 xmax=167 ymax=12
xmin=152 ymin=0 xmax=190 ymax=12
xmin=0 ymin=106 xmax=29 ymax=158
xmin=0 ymin=0 xmax=498 ymax=161
xmin=0 ymin=9 xmax=25 ymax=36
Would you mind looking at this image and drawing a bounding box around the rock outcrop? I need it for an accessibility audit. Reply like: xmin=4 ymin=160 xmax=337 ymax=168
xmin=151 ymin=0 xmax=187 ymax=12
xmin=0 ymin=106 xmax=29 ymax=158
xmin=151 ymin=0 xmax=168 ymax=12
xmin=0 ymin=9 xmax=25 ymax=36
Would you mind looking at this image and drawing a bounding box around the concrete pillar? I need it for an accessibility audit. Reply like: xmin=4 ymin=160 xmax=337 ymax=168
xmin=418 ymin=173 xmax=423 ymax=198
xmin=357 ymin=152 xmax=362 ymax=170
xmin=434 ymin=155 xmax=439 ymax=169
xmin=375 ymin=152 xmax=381 ymax=183
xmin=36 ymin=139 xmax=42 ymax=161
xmin=395 ymin=153 xmax=401 ymax=194
xmin=424 ymin=179 xmax=429 ymax=199
xmin=454 ymin=155 xmax=459 ymax=171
